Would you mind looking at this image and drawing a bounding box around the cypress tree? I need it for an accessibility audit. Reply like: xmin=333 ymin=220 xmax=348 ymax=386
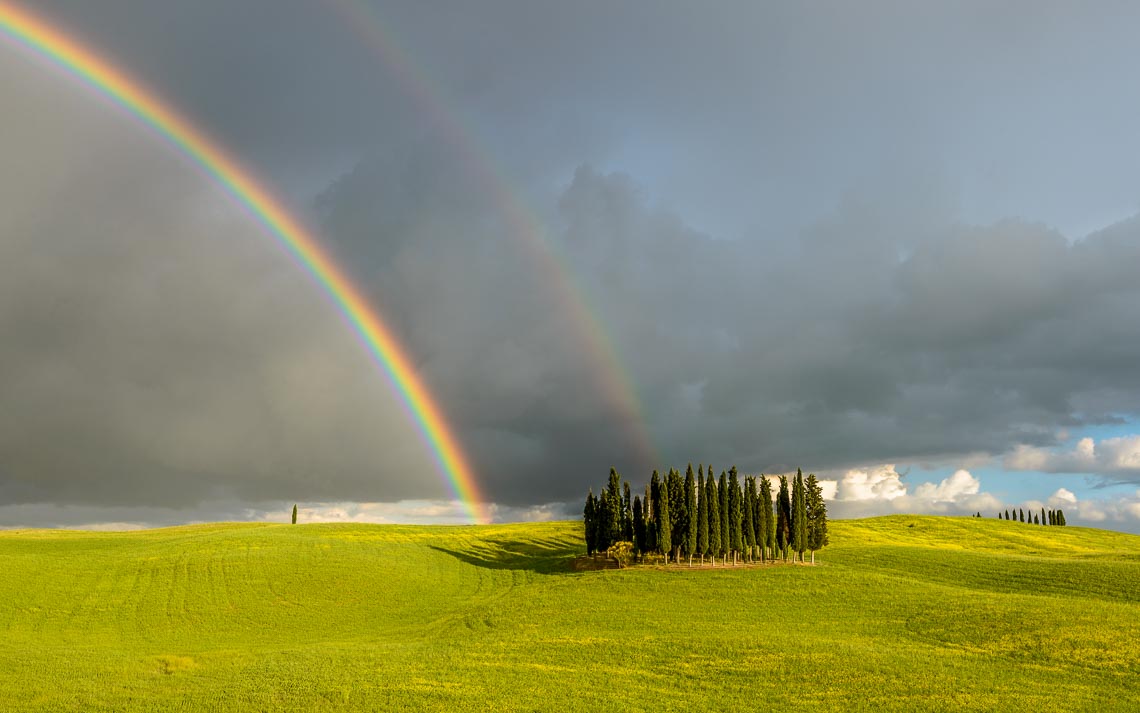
xmin=596 ymin=492 xmax=612 ymax=551
xmin=291 ymin=504 xmax=298 ymax=525
xmin=1004 ymin=510 xmax=1010 ymax=520
xmin=791 ymin=469 xmax=807 ymax=562
xmin=760 ymin=476 xmax=775 ymax=562
xmin=1048 ymin=510 xmax=1054 ymax=526
xmin=623 ymin=482 xmax=633 ymax=540
xmin=718 ymin=471 xmax=730 ymax=564
xmin=743 ymin=477 xmax=756 ymax=563
xmin=632 ymin=496 xmax=646 ymax=558
xmin=1057 ymin=509 xmax=1067 ymax=526
xmin=606 ymin=468 xmax=623 ymax=546
xmin=805 ymin=473 xmax=829 ymax=564
xmin=1019 ymin=509 xmax=1025 ymax=523
xmin=685 ymin=466 xmax=698 ymax=566
xmin=706 ymin=471 xmax=721 ymax=566
xmin=776 ymin=475 xmax=791 ymax=561
xmin=583 ymin=490 xmax=596 ymax=555
xmin=728 ymin=468 xmax=744 ymax=565
xmin=1033 ymin=513 xmax=1039 ymax=525
xmin=696 ymin=468 xmax=709 ymax=565
xmin=648 ymin=471 xmax=661 ymax=555
xmin=658 ymin=483 xmax=672 ymax=561
xmin=667 ymin=468 xmax=687 ymax=563
xmin=1041 ymin=507 xmax=1047 ymax=526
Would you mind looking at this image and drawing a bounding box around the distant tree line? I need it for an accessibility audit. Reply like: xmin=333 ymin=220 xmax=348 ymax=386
xmin=998 ymin=507 xmax=1067 ymax=526
xmin=583 ymin=465 xmax=828 ymax=566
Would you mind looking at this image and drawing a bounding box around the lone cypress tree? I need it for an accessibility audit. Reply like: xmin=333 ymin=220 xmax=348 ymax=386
xmin=632 ymin=496 xmax=646 ymax=558
xmin=805 ymin=473 xmax=829 ymax=564
xmin=718 ymin=472 xmax=730 ymax=565
xmin=743 ymin=477 xmax=756 ymax=563
xmin=685 ymin=467 xmax=698 ymax=566
xmin=697 ymin=468 xmax=709 ymax=565
xmin=760 ymin=476 xmax=775 ymax=562
xmin=706 ymin=471 xmax=721 ymax=566
xmin=291 ymin=504 xmax=298 ymax=525
xmin=658 ymin=484 xmax=672 ymax=561
xmin=791 ymin=469 xmax=808 ymax=563
xmin=728 ymin=468 xmax=744 ymax=565
xmin=776 ymin=475 xmax=791 ymax=561
xmin=584 ymin=491 xmax=597 ymax=555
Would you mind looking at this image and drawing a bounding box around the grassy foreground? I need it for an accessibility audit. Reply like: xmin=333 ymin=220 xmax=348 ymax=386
xmin=0 ymin=516 xmax=1137 ymax=712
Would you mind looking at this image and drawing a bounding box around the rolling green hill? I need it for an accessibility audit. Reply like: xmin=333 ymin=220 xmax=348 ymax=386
xmin=0 ymin=515 xmax=1137 ymax=711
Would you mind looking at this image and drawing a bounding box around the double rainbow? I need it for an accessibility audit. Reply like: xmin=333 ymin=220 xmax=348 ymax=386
xmin=0 ymin=2 xmax=488 ymax=523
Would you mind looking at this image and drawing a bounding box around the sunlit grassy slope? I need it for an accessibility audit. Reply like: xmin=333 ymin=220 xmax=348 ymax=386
xmin=1 ymin=515 xmax=1138 ymax=712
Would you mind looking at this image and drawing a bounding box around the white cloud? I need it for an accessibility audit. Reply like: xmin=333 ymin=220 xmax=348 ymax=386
xmin=1005 ymin=435 xmax=1140 ymax=478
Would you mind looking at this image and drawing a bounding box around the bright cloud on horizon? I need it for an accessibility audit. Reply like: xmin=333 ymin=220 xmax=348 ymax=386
xmin=1005 ymin=435 xmax=1140 ymax=479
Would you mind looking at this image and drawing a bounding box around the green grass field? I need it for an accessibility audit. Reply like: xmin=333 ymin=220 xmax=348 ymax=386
xmin=1 ymin=515 xmax=1137 ymax=712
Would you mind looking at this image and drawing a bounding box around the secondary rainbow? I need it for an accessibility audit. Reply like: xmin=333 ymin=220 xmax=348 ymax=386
xmin=0 ymin=2 xmax=489 ymax=524
xmin=326 ymin=0 xmax=659 ymax=467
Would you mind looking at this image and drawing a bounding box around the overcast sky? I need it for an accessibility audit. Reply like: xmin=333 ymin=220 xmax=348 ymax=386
xmin=3 ymin=1 xmax=1140 ymax=531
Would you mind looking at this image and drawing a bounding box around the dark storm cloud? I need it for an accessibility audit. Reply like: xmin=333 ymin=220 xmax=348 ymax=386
xmin=5 ymin=1 xmax=1140 ymax=524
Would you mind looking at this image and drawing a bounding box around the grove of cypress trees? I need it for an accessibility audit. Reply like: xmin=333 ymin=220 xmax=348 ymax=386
xmin=697 ymin=468 xmax=709 ymax=565
xmin=706 ymin=471 xmax=721 ymax=566
xmin=728 ymin=468 xmax=744 ymax=565
xmin=805 ymin=473 xmax=829 ymax=564
xmin=719 ymin=471 xmax=730 ymax=565
xmin=776 ymin=475 xmax=791 ymax=561
xmin=743 ymin=477 xmax=756 ymax=563
xmin=791 ymin=469 xmax=807 ymax=563
xmin=632 ymin=495 xmax=646 ymax=558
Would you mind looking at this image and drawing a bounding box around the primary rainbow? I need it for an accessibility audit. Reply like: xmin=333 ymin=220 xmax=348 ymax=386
xmin=0 ymin=2 xmax=489 ymax=524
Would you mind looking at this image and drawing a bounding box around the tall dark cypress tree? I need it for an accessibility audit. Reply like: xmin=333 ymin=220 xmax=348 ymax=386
xmin=622 ymin=482 xmax=633 ymax=540
xmin=791 ymin=469 xmax=808 ymax=562
xmin=1019 ymin=508 xmax=1025 ymax=523
xmin=667 ymin=468 xmax=687 ymax=563
xmin=805 ymin=473 xmax=829 ymax=564
xmin=595 ymin=492 xmax=611 ymax=551
xmin=584 ymin=490 xmax=597 ymax=555
xmin=743 ymin=476 xmax=756 ymax=563
xmin=606 ymin=468 xmax=623 ymax=546
xmin=632 ymin=496 xmax=646 ymax=558
xmin=1057 ymin=509 xmax=1067 ymax=526
xmin=760 ymin=476 xmax=775 ymax=562
xmin=658 ymin=482 xmax=672 ymax=561
xmin=1005 ymin=510 xmax=1010 ymax=520
xmin=697 ymin=468 xmax=709 ymax=565
xmin=1041 ymin=507 xmax=1047 ymax=526
xmin=718 ymin=472 xmax=730 ymax=564
xmin=646 ymin=476 xmax=659 ymax=555
xmin=685 ymin=467 xmax=698 ymax=566
xmin=728 ymin=468 xmax=744 ymax=565
xmin=776 ymin=475 xmax=791 ymax=561
xmin=706 ymin=471 xmax=721 ymax=566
